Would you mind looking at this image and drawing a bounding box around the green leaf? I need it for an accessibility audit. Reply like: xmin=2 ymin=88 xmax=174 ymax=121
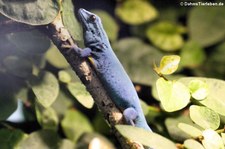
xmin=51 ymin=91 xmax=73 ymax=118
xmin=62 ymin=109 xmax=93 ymax=142
xmin=58 ymin=70 xmax=72 ymax=83
xmin=188 ymin=7 xmax=225 ymax=47
xmin=188 ymin=80 xmax=209 ymax=100
xmin=146 ymin=22 xmax=185 ymax=51
xmin=156 ymin=78 xmax=190 ymax=112
xmin=46 ymin=44 xmax=69 ymax=69
xmin=67 ymin=82 xmax=94 ymax=109
xmin=3 ymin=56 xmax=32 ymax=78
xmin=180 ymin=41 xmax=206 ymax=68
xmin=154 ymin=55 xmax=180 ymax=75
xmin=29 ymin=71 xmax=59 ymax=108
xmin=19 ymin=130 xmax=60 ymax=149
xmin=0 ymin=129 xmax=27 ymax=149
xmin=58 ymin=139 xmax=75 ymax=149
xmin=184 ymin=139 xmax=205 ymax=149
xmin=62 ymin=0 xmax=82 ymax=42
xmin=112 ymin=38 xmax=164 ymax=85
xmin=202 ymin=129 xmax=224 ymax=149
xmin=35 ymin=104 xmax=59 ymax=130
xmin=165 ymin=117 xmax=195 ymax=141
xmin=7 ymin=30 xmax=51 ymax=55
xmin=115 ymin=0 xmax=158 ymax=25
xmin=0 ymin=0 xmax=59 ymax=25
xmin=93 ymin=113 xmax=110 ymax=135
xmin=179 ymin=77 xmax=225 ymax=116
xmin=92 ymin=10 xmax=119 ymax=42
xmin=116 ymin=125 xmax=177 ymax=149
xmin=151 ymin=74 xmax=186 ymax=101
xmin=178 ymin=123 xmax=202 ymax=138
xmin=189 ymin=105 xmax=220 ymax=130
xmin=200 ymin=42 xmax=225 ymax=78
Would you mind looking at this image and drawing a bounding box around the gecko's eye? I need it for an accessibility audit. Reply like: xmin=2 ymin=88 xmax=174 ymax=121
xmin=89 ymin=15 xmax=96 ymax=22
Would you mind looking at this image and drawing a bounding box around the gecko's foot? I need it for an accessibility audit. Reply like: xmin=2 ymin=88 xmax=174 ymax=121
xmin=123 ymin=107 xmax=138 ymax=126
xmin=67 ymin=45 xmax=92 ymax=58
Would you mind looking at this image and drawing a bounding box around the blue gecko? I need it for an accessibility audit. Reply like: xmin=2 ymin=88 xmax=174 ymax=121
xmin=72 ymin=8 xmax=152 ymax=132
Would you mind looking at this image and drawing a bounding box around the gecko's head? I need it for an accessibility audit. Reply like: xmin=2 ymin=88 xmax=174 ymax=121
xmin=78 ymin=8 xmax=105 ymax=45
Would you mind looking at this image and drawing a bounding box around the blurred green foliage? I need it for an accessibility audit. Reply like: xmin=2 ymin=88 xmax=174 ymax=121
xmin=0 ymin=0 xmax=225 ymax=148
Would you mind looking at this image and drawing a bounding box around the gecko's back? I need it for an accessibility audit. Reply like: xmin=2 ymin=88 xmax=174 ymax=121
xmin=77 ymin=8 xmax=152 ymax=131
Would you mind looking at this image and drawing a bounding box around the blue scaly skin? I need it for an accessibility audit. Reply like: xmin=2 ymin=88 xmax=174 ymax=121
xmin=73 ymin=8 xmax=152 ymax=132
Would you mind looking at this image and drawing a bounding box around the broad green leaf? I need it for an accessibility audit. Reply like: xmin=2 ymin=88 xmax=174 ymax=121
xmin=62 ymin=109 xmax=93 ymax=142
xmin=0 ymin=129 xmax=27 ymax=149
xmin=146 ymin=22 xmax=185 ymax=51
xmin=158 ymin=7 xmax=180 ymax=22
xmin=165 ymin=117 xmax=196 ymax=141
xmin=184 ymin=139 xmax=205 ymax=149
xmin=202 ymin=129 xmax=224 ymax=149
xmin=112 ymin=38 xmax=164 ymax=85
xmin=178 ymin=123 xmax=202 ymax=138
xmin=188 ymin=7 xmax=225 ymax=47
xmin=3 ymin=56 xmax=32 ymax=78
xmin=180 ymin=41 xmax=206 ymax=68
xmin=115 ymin=0 xmax=158 ymax=25
xmin=0 ymin=74 xmax=17 ymax=120
xmin=51 ymin=91 xmax=73 ymax=118
xmin=116 ymin=125 xmax=177 ymax=149
xmin=63 ymin=68 xmax=81 ymax=82
xmin=199 ymin=42 xmax=225 ymax=79
xmin=151 ymin=74 xmax=186 ymax=101
xmin=58 ymin=70 xmax=72 ymax=83
xmin=154 ymin=55 xmax=180 ymax=75
xmin=62 ymin=0 xmax=82 ymax=42
xmin=156 ymin=78 xmax=190 ymax=112
xmin=35 ymin=104 xmax=59 ymax=130
xmin=92 ymin=10 xmax=119 ymax=42
xmin=0 ymin=0 xmax=59 ymax=25
xmin=93 ymin=113 xmax=110 ymax=135
xmin=67 ymin=82 xmax=94 ymax=109
xmin=7 ymin=30 xmax=51 ymax=55
xmin=29 ymin=71 xmax=59 ymax=108
xmin=46 ymin=44 xmax=69 ymax=69
xmin=58 ymin=139 xmax=75 ymax=149
xmin=77 ymin=133 xmax=115 ymax=149
xmin=189 ymin=105 xmax=220 ymax=130
xmin=19 ymin=130 xmax=60 ymax=149
xmin=188 ymin=79 xmax=209 ymax=100
xmin=179 ymin=77 xmax=225 ymax=116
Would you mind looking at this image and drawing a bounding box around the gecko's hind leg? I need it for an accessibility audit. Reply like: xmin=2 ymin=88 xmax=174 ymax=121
xmin=123 ymin=107 xmax=138 ymax=126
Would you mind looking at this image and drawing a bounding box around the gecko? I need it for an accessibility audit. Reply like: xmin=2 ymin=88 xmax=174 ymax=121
xmin=72 ymin=8 xmax=152 ymax=132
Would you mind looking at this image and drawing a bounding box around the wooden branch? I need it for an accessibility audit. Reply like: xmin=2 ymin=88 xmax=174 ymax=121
xmin=39 ymin=13 xmax=143 ymax=149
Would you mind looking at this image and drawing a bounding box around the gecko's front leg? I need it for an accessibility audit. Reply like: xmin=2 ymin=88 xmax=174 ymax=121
xmin=70 ymin=44 xmax=92 ymax=58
